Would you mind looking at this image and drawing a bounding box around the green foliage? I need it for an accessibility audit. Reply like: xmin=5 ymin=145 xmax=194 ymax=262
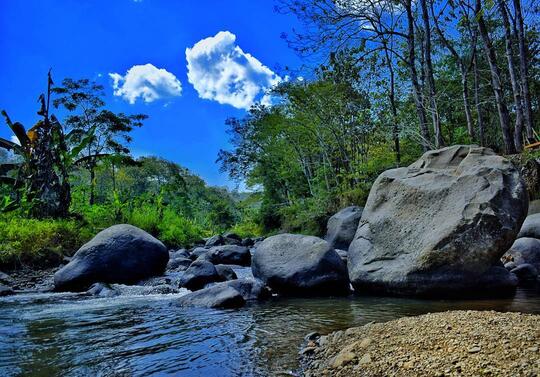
xmin=0 ymin=215 xmax=92 ymax=269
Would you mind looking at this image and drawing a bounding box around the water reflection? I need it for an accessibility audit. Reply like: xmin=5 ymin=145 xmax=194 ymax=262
xmin=0 ymin=288 xmax=538 ymax=376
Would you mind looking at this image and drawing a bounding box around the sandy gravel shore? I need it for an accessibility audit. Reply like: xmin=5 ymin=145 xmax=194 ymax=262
xmin=301 ymin=310 xmax=540 ymax=377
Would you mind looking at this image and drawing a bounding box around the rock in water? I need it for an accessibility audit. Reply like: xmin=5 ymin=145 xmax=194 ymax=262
xmin=215 ymin=264 xmax=238 ymax=281
xmin=504 ymin=237 xmax=540 ymax=272
xmin=204 ymin=245 xmax=251 ymax=266
xmin=252 ymin=234 xmax=349 ymax=295
xmin=348 ymin=145 xmax=527 ymax=296
xmin=54 ymin=224 xmax=168 ymax=292
xmin=177 ymin=278 xmax=270 ymax=308
xmin=517 ymin=213 xmax=540 ymax=239
xmin=325 ymin=206 xmax=363 ymax=250
xmin=179 ymin=260 xmax=223 ymax=291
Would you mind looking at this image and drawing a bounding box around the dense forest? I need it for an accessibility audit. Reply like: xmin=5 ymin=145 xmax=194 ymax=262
xmin=0 ymin=0 xmax=539 ymax=268
xmin=219 ymin=0 xmax=540 ymax=234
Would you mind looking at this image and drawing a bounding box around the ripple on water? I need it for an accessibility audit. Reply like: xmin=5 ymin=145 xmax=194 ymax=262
xmin=0 ymin=287 xmax=539 ymax=376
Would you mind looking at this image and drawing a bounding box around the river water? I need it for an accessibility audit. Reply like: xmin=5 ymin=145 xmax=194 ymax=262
xmin=1 ymin=268 xmax=539 ymax=377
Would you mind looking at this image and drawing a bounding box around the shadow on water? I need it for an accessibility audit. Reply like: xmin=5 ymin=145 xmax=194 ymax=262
xmin=0 ymin=287 xmax=539 ymax=376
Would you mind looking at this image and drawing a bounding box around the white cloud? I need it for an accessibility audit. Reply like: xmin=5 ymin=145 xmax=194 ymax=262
xmin=185 ymin=31 xmax=281 ymax=110
xmin=109 ymin=64 xmax=182 ymax=104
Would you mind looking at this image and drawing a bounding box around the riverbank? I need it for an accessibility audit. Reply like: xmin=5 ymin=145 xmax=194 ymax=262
xmin=301 ymin=310 xmax=540 ymax=377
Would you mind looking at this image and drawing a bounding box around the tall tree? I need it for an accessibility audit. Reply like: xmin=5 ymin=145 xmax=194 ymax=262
xmin=53 ymin=78 xmax=147 ymax=204
xmin=475 ymin=0 xmax=516 ymax=154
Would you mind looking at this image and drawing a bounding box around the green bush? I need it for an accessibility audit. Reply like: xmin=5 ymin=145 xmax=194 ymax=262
xmin=0 ymin=216 xmax=92 ymax=269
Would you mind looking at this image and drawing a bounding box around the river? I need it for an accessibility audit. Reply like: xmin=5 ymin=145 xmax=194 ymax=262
xmin=1 ymin=267 xmax=539 ymax=376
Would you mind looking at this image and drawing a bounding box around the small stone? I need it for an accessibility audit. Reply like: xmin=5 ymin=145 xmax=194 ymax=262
xmin=359 ymin=337 xmax=372 ymax=348
xmin=359 ymin=353 xmax=372 ymax=365
xmin=527 ymin=346 xmax=538 ymax=352
xmin=331 ymin=350 xmax=356 ymax=368
xmin=403 ymin=361 xmax=414 ymax=369
xmin=468 ymin=346 xmax=481 ymax=354
xmin=300 ymin=347 xmax=317 ymax=356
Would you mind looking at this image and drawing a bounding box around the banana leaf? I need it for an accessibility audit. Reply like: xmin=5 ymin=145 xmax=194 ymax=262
xmin=1 ymin=110 xmax=30 ymax=148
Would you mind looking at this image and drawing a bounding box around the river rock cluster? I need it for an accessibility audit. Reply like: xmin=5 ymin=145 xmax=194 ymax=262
xmin=1 ymin=145 xmax=532 ymax=307
xmin=300 ymin=310 xmax=540 ymax=377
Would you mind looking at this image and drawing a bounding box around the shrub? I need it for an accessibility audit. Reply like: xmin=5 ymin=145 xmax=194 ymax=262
xmin=0 ymin=216 xmax=92 ymax=269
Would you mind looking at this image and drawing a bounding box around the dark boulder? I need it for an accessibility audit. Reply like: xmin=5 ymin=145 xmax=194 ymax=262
xmin=189 ymin=247 xmax=209 ymax=261
xmin=215 ymin=265 xmax=237 ymax=281
xmin=325 ymin=206 xmax=363 ymax=250
xmin=0 ymin=283 xmax=14 ymax=296
xmin=241 ymin=238 xmax=255 ymax=247
xmin=54 ymin=224 xmax=169 ymax=292
xmin=170 ymin=249 xmax=190 ymax=259
xmin=510 ymin=264 xmax=539 ymax=283
xmin=518 ymin=214 xmax=540 ymax=239
xmin=223 ymin=232 xmax=242 ymax=241
xmin=504 ymin=237 xmax=540 ymax=272
xmin=204 ymin=245 xmax=251 ymax=266
xmin=179 ymin=260 xmax=223 ymax=291
xmin=177 ymin=278 xmax=270 ymax=308
xmin=205 ymin=235 xmax=224 ymax=247
xmin=167 ymin=257 xmax=192 ymax=271
xmin=348 ymin=146 xmax=527 ymax=296
xmin=177 ymin=285 xmax=245 ymax=309
xmin=252 ymin=234 xmax=349 ymax=295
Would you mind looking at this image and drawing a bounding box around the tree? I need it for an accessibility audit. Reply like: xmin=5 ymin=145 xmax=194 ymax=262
xmin=52 ymin=78 xmax=147 ymax=204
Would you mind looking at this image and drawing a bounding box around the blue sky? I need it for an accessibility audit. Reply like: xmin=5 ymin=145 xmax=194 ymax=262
xmin=0 ymin=0 xmax=302 ymax=188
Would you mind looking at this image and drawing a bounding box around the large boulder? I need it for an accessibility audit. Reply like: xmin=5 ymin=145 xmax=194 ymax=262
xmin=348 ymin=145 xmax=528 ymax=296
xmin=204 ymin=245 xmax=251 ymax=266
xmin=252 ymin=234 xmax=349 ymax=295
xmin=179 ymin=260 xmax=223 ymax=291
xmin=177 ymin=278 xmax=270 ymax=308
xmin=504 ymin=237 xmax=540 ymax=272
xmin=325 ymin=206 xmax=363 ymax=250
xmin=54 ymin=224 xmax=168 ymax=292
xmin=517 ymin=213 xmax=540 ymax=239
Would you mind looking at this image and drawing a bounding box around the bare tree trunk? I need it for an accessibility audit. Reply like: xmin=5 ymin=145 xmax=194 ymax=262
xmin=499 ymin=0 xmax=524 ymax=152
xmin=405 ymin=0 xmax=431 ymax=151
xmin=472 ymin=52 xmax=486 ymax=146
xmin=89 ymin=165 xmax=96 ymax=205
xmin=383 ymin=40 xmax=401 ymax=164
xmin=476 ymin=0 xmax=516 ymax=154
xmin=513 ymin=0 xmax=534 ymax=141
xmin=420 ymin=0 xmax=443 ymax=148
xmin=431 ymin=2 xmax=475 ymax=140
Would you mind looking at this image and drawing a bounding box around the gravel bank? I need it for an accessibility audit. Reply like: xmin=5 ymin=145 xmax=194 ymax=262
xmin=301 ymin=310 xmax=539 ymax=377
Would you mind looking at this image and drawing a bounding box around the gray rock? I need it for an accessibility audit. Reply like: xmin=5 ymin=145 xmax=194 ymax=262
xmin=528 ymin=200 xmax=540 ymax=216
xmin=204 ymin=245 xmax=251 ymax=266
xmin=189 ymin=247 xmax=209 ymax=261
xmin=170 ymin=249 xmax=189 ymax=259
xmin=223 ymin=232 xmax=242 ymax=241
xmin=325 ymin=206 xmax=363 ymax=250
xmin=241 ymin=238 xmax=255 ymax=247
xmin=504 ymin=261 xmax=518 ymax=271
xmin=335 ymin=249 xmax=348 ymax=263
xmin=518 ymin=213 xmax=540 ymax=239
xmin=0 ymin=271 xmax=13 ymax=286
xmin=226 ymin=278 xmax=271 ymax=300
xmin=215 ymin=265 xmax=238 ymax=281
xmin=167 ymin=257 xmax=192 ymax=271
xmin=252 ymin=234 xmax=349 ymax=295
xmin=177 ymin=278 xmax=270 ymax=308
xmin=177 ymin=285 xmax=245 ymax=309
xmin=348 ymin=146 xmax=528 ymax=296
xmin=510 ymin=264 xmax=539 ymax=283
xmin=205 ymin=235 xmax=224 ymax=247
xmin=504 ymin=237 xmax=540 ymax=272
xmin=87 ymin=282 xmax=120 ymax=297
xmin=0 ymin=283 xmax=14 ymax=296
xmin=179 ymin=260 xmax=223 ymax=291
xmin=54 ymin=224 xmax=169 ymax=292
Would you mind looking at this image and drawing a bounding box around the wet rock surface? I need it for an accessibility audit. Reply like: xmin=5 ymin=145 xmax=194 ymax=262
xmin=252 ymin=234 xmax=349 ymax=295
xmin=54 ymin=224 xmax=169 ymax=292
xmin=301 ymin=310 xmax=540 ymax=377
xmin=348 ymin=145 xmax=528 ymax=296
